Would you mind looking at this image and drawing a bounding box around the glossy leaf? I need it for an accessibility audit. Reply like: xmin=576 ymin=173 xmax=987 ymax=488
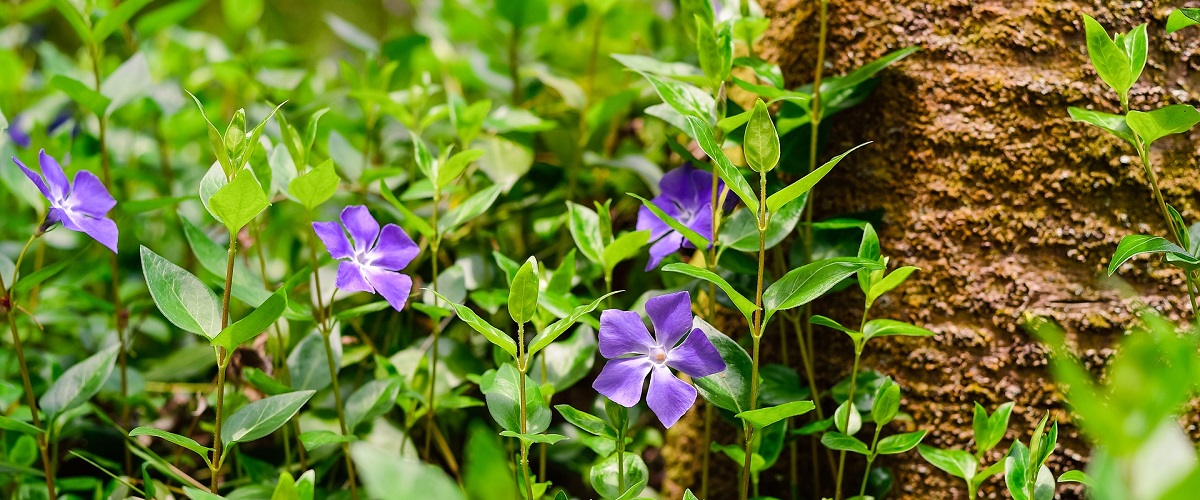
xmin=693 ymin=318 xmax=752 ymax=413
xmin=129 ymin=427 xmax=212 ymax=466
xmin=744 ymin=99 xmax=779 ymax=173
xmin=1126 ymin=105 xmax=1200 ymax=147
xmin=628 ymin=193 xmax=710 ymax=250
xmin=766 ymin=142 xmax=870 ymax=213
xmin=211 ymin=289 xmax=286 ymax=351
xmin=1108 ymin=235 xmax=1193 ymax=275
xmin=481 ymin=364 xmax=550 ymax=434
xmin=918 ymin=445 xmax=977 ymax=481
xmin=435 ymin=291 xmax=518 ymax=359
xmin=40 ymin=345 xmax=120 ymax=419
xmin=288 ymin=159 xmax=339 ymax=210
xmin=684 ymin=115 xmax=760 ymax=214
xmin=663 ymin=263 xmax=757 ymax=323
xmin=222 ymin=390 xmax=315 ymax=445
xmin=345 ymin=377 xmax=403 ymax=430
xmin=210 ymin=170 xmax=271 ymax=233
xmin=1067 ymin=107 xmax=1134 ymax=144
xmin=736 ymin=400 xmax=815 ymax=429
xmin=876 ymin=430 xmax=927 ymax=455
xmin=508 ymin=257 xmax=539 ymax=324
xmin=528 ymin=292 xmax=618 ymax=357
xmin=763 ymin=257 xmax=884 ymax=323
xmin=821 ymin=432 xmax=869 ymax=455
xmin=140 ymin=246 xmax=221 ymax=339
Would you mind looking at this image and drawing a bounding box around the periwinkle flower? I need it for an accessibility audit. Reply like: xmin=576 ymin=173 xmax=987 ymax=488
xmin=312 ymin=205 xmax=418 ymax=312
xmin=14 ymin=149 xmax=118 ymax=253
xmin=593 ymin=291 xmax=726 ymax=428
xmin=636 ymin=165 xmax=733 ymax=270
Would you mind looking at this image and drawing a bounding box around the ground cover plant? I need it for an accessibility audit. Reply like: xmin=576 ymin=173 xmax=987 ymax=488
xmin=3 ymin=1 xmax=1200 ymax=499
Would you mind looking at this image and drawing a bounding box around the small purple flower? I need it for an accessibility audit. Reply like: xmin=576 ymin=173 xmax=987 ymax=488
xmin=8 ymin=114 xmax=31 ymax=148
xmin=593 ymin=291 xmax=726 ymax=428
xmin=312 ymin=205 xmax=419 ymax=312
xmin=14 ymin=149 xmax=118 ymax=253
xmin=636 ymin=165 xmax=733 ymax=270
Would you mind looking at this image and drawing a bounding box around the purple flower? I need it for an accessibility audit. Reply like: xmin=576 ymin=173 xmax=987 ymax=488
xmin=636 ymin=165 xmax=733 ymax=270
xmin=312 ymin=205 xmax=419 ymax=312
xmin=593 ymin=291 xmax=726 ymax=428
xmin=14 ymin=149 xmax=118 ymax=253
xmin=8 ymin=114 xmax=31 ymax=148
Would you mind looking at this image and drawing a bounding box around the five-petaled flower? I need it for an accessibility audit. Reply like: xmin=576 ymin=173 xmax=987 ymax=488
xmin=593 ymin=291 xmax=726 ymax=428
xmin=313 ymin=205 xmax=419 ymax=312
xmin=636 ymin=165 xmax=733 ymax=270
xmin=14 ymin=149 xmax=118 ymax=253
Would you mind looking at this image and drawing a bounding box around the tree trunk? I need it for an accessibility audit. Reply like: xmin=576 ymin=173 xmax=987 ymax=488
xmin=663 ymin=1 xmax=1200 ymax=498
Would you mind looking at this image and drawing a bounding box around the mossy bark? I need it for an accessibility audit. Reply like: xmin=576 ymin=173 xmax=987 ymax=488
xmin=662 ymin=1 xmax=1200 ymax=499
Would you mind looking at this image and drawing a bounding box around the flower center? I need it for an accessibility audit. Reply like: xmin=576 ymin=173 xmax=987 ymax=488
xmin=648 ymin=346 xmax=668 ymax=365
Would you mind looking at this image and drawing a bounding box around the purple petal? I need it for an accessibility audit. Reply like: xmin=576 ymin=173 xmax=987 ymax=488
xmin=598 ymin=309 xmax=656 ymax=358
xmin=635 ymin=205 xmax=671 ymax=240
xmin=57 ymin=209 xmax=118 ymax=253
xmin=646 ymin=364 xmax=697 ymax=428
xmin=646 ymin=291 xmax=693 ymax=348
xmin=644 ymin=231 xmax=685 ymax=271
xmin=687 ymin=168 xmax=720 ymax=208
xmin=362 ymin=267 xmax=413 ymax=311
xmin=682 ymin=205 xmax=714 ymax=248
xmin=38 ymin=149 xmax=70 ymax=203
xmin=335 ymin=261 xmax=374 ymax=294
xmin=340 ymin=205 xmax=380 ymax=254
xmin=368 ymin=224 xmax=419 ymax=270
xmin=63 ymin=170 xmax=115 ymax=217
xmin=592 ymin=357 xmax=652 ymax=407
xmin=8 ymin=115 xmax=31 ymax=148
xmin=312 ymin=221 xmax=353 ymax=260
xmin=13 ymin=156 xmax=50 ymax=199
xmin=667 ymin=328 xmax=726 ymax=378
xmin=658 ymin=165 xmax=697 ymax=206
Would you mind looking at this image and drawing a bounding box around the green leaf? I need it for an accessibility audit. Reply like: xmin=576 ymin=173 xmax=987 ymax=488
xmin=0 ymin=415 xmax=43 ymax=436
xmin=497 ymin=0 xmax=548 ymax=29
xmin=380 ymin=180 xmax=434 ymax=239
xmin=186 ymin=91 xmax=234 ymax=176
xmin=528 ymin=292 xmax=618 ymax=357
xmin=765 ymin=142 xmax=869 ymax=213
xmin=411 ymin=133 xmax=436 ymax=182
xmin=442 ymin=184 xmax=503 ymax=233
xmin=435 ymin=291 xmax=518 ymax=359
xmin=695 ymin=17 xmax=731 ymax=88
xmin=762 ymin=257 xmax=884 ymax=323
xmin=438 ymin=149 xmax=484 ymax=189
xmin=50 ymin=75 xmax=111 ymax=115
xmin=351 ymin=443 xmax=464 ymax=500
xmin=52 ymin=0 xmax=94 ymax=45
xmin=834 ymin=401 xmax=861 ymax=435
xmin=1108 ymin=234 xmax=1193 ymax=275
xmin=603 ymin=230 xmax=651 ymax=275
xmin=183 ymin=486 xmax=225 ymax=500
xmin=876 ymin=430 xmax=927 ymax=455
xmin=287 ymin=331 xmax=341 ymax=392
xmin=628 ymin=193 xmax=710 ymax=250
xmin=345 ymin=377 xmax=402 ymax=430
xmin=918 ymin=445 xmax=977 ymax=481
xmin=693 ymin=318 xmax=752 ymax=413
xmin=974 ymin=402 xmax=1015 ymax=454
xmin=129 ymin=427 xmax=212 ymax=466
xmin=1057 ymin=469 xmax=1093 ymax=486
xmin=862 ymin=319 xmax=936 ymax=341
xmin=662 ymin=263 xmax=757 ymax=324
xmin=554 ymin=405 xmax=616 ymax=438
xmin=1167 ymin=9 xmax=1200 ymax=33
xmin=40 ymin=345 xmax=120 ymax=419
xmin=567 ymin=202 xmax=607 ymax=265
xmin=744 ymin=99 xmax=780 ymax=173
xmin=1082 ymin=14 xmax=1134 ymax=99
xmin=288 ymin=159 xmax=339 ymax=210
xmin=637 ymin=72 xmax=715 ymax=123
xmin=871 ymin=379 xmax=900 ymax=426
xmin=222 ymin=390 xmax=315 ymax=445
xmin=508 ymin=257 xmax=540 ymax=324
xmin=299 ymin=430 xmax=355 ymax=451
xmin=210 ymin=170 xmax=271 ymax=233
xmin=211 ymin=289 xmax=286 ymax=351
xmin=1004 ymin=442 xmax=1032 ymax=500
xmin=482 ymin=364 xmax=551 ymax=434
xmin=736 ymin=400 xmax=815 ymax=429
xmin=244 ymin=368 xmax=294 ymax=396
xmin=866 ymin=266 xmax=919 ymax=306
xmin=464 ymin=422 xmax=521 ymax=500
xmin=684 ymin=115 xmax=760 ymax=214
xmin=135 ymin=0 xmax=206 ymax=36
xmin=821 ymin=432 xmax=870 ymax=455
xmin=499 ymin=431 xmax=568 ymax=445
xmin=1067 ymin=107 xmax=1135 ymax=144
xmin=1126 ymin=104 xmax=1200 ymax=147
xmin=93 ymin=0 xmax=154 ymax=40
xmin=140 ymin=246 xmax=221 ymax=339
xmin=590 ymin=451 xmax=649 ymax=500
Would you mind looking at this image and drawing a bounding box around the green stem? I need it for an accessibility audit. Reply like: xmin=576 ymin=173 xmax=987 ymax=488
xmin=321 ymin=329 xmax=359 ymax=500
xmin=740 ymin=171 xmax=769 ymax=500
xmin=509 ymin=27 xmax=522 ymax=105
xmin=617 ymin=433 xmax=626 ymax=496
xmin=1134 ymin=141 xmax=1195 ymax=320
xmin=517 ymin=323 xmax=535 ymax=500
xmin=425 ymin=189 xmax=443 ymax=462
xmin=3 ymin=284 xmax=55 ymax=499
xmin=858 ymin=425 xmax=883 ymax=497
xmin=211 ymin=235 xmax=239 ymax=492
xmin=834 ymin=340 xmax=864 ymax=500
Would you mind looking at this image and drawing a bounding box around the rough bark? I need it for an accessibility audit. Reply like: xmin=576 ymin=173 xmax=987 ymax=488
xmin=663 ymin=1 xmax=1200 ymax=499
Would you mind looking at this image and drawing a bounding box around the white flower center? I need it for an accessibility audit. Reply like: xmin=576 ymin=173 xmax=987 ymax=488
xmin=648 ymin=346 xmax=668 ymax=365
